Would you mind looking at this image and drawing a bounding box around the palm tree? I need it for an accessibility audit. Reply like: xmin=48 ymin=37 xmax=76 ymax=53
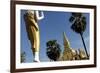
xmin=46 ymin=40 xmax=61 ymax=61
xmin=69 ymin=13 xmax=89 ymax=58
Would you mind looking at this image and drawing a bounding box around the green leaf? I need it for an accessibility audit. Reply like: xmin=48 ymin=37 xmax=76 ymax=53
xmin=69 ymin=16 xmax=75 ymax=22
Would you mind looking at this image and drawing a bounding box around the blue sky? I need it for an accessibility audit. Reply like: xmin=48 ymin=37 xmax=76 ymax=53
xmin=21 ymin=10 xmax=90 ymax=62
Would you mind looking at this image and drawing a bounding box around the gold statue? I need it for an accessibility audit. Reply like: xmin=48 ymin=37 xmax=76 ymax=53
xmin=24 ymin=10 xmax=44 ymax=62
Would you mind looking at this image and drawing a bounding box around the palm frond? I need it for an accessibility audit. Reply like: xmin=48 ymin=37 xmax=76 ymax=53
xmin=46 ymin=40 xmax=61 ymax=61
xmin=69 ymin=16 xmax=75 ymax=22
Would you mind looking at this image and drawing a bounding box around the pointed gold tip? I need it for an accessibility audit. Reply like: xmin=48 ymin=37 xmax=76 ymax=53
xmin=63 ymin=32 xmax=70 ymax=49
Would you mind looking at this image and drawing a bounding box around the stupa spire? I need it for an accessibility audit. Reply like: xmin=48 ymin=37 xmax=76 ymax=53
xmin=63 ymin=32 xmax=70 ymax=49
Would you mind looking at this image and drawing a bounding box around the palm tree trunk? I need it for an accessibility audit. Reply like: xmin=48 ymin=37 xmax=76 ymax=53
xmin=80 ymin=33 xmax=89 ymax=58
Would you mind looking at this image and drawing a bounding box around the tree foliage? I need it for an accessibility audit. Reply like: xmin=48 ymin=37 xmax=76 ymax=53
xmin=69 ymin=12 xmax=86 ymax=34
xmin=46 ymin=40 xmax=61 ymax=61
xmin=21 ymin=51 xmax=26 ymax=63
